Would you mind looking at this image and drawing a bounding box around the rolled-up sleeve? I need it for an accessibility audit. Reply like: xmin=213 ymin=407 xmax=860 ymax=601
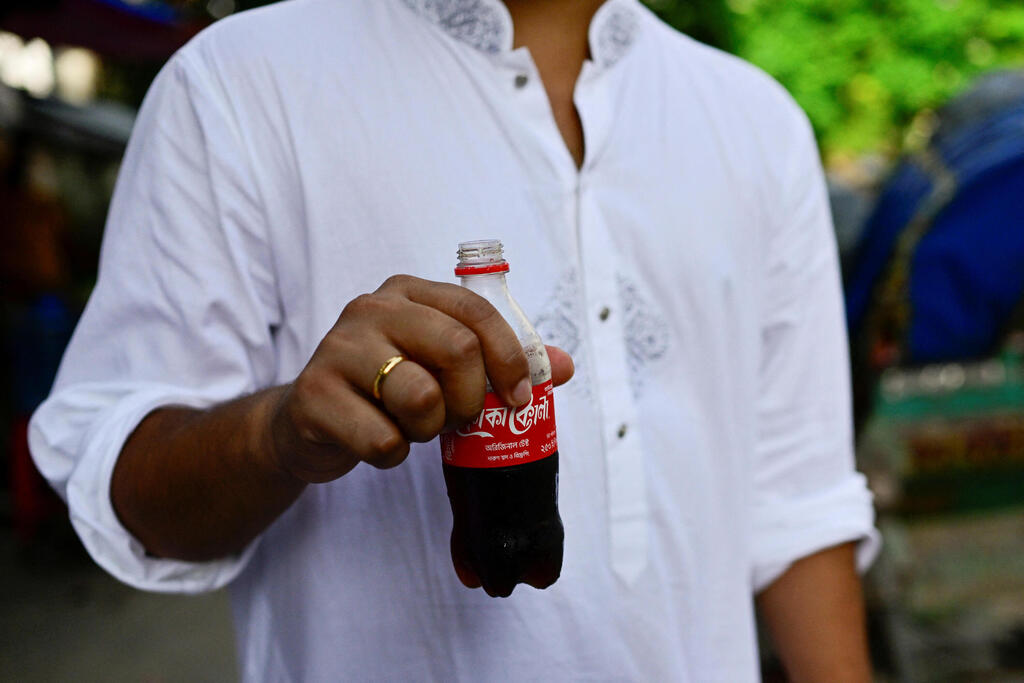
xmin=28 ymin=49 xmax=279 ymax=594
xmin=750 ymin=111 xmax=880 ymax=592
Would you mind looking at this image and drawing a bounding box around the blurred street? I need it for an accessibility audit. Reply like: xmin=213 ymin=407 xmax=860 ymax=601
xmin=0 ymin=527 xmax=236 ymax=682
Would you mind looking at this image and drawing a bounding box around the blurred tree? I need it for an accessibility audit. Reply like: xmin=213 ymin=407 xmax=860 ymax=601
xmin=644 ymin=0 xmax=1024 ymax=161
xmin=643 ymin=0 xmax=734 ymax=51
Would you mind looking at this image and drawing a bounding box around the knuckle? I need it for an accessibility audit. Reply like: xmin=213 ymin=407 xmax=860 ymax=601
xmin=367 ymin=433 xmax=408 ymax=468
xmin=452 ymin=292 xmax=496 ymax=326
xmin=341 ymin=292 xmax=385 ymax=319
xmin=342 ymin=292 xmax=374 ymax=315
xmin=340 ymin=293 xmax=403 ymax=328
xmin=403 ymin=416 xmax=443 ymax=444
xmin=447 ymin=327 xmax=481 ymax=362
xmin=450 ymin=393 xmax=485 ymax=425
xmin=374 ymin=430 xmax=404 ymax=456
xmin=426 ymin=409 xmax=447 ymax=437
xmin=317 ymin=328 xmax=348 ymax=357
xmin=404 ymin=379 xmax=443 ymax=416
xmin=380 ymin=274 xmax=415 ymax=292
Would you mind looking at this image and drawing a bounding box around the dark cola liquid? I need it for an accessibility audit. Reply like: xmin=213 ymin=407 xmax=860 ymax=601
xmin=443 ymin=452 xmax=563 ymax=598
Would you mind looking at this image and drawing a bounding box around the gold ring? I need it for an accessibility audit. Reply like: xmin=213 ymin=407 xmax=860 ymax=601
xmin=372 ymin=355 xmax=405 ymax=400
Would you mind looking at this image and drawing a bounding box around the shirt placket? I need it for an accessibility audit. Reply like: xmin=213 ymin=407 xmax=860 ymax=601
xmin=488 ymin=7 xmax=649 ymax=583
xmin=575 ymin=61 xmax=649 ymax=584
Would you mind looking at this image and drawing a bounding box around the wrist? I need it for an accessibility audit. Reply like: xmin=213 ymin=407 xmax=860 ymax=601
xmin=252 ymin=385 xmax=305 ymax=486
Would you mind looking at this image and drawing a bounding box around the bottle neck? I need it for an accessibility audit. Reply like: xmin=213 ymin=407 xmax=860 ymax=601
xmin=456 ymin=264 xmax=550 ymax=383
xmin=459 ymin=272 xmax=510 ymax=300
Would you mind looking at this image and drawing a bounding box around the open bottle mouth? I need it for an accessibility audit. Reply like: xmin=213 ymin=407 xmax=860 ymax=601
xmin=455 ymin=239 xmax=509 ymax=276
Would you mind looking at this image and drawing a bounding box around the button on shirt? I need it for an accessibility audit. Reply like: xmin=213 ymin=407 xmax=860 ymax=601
xmin=29 ymin=0 xmax=879 ymax=680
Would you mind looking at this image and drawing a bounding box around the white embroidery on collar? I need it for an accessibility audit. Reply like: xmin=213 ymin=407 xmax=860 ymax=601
xmin=399 ymin=0 xmax=511 ymax=54
xmin=593 ymin=3 xmax=640 ymax=68
xmin=400 ymin=0 xmax=641 ymax=68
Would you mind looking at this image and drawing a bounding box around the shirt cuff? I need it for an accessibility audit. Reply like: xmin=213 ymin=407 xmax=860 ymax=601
xmin=751 ymin=473 xmax=881 ymax=592
xmin=60 ymin=385 xmax=258 ymax=594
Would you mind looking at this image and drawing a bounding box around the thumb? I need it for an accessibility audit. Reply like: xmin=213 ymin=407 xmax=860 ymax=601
xmin=546 ymin=345 xmax=575 ymax=387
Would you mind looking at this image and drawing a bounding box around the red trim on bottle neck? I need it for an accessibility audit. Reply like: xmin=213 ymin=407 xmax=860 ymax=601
xmin=454 ymin=262 xmax=510 ymax=276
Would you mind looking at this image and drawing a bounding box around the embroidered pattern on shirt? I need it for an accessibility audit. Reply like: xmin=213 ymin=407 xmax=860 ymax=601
xmin=534 ymin=269 xmax=591 ymax=398
xmin=617 ymin=274 xmax=669 ymax=397
xmin=534 ymin=269 xmax=669 ymax=399
xmin=401 ymin=0 xmax=640 ymax=68
xmin=594 ymin=5 xmax=640 ymax=68
xmin=399 ymin=0 xmax=509 ymax=54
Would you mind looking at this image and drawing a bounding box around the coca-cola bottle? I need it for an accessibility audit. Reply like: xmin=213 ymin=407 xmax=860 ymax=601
xmin=440 ymin=239 xmax=563 ymax=598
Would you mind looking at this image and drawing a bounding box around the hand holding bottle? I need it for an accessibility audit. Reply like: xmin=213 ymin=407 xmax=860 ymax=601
xmin=267 ymin=274 xmax=573 ymax=484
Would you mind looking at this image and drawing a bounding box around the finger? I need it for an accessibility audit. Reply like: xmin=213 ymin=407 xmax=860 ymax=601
xmin=336 ymin=288 xmax=495 ymax=418
xmin=290 ymin=375 xmax=410 ymax=470
xmin=379 ymin=275 xmax=530 ymax=406
xmin=545 ymin=345 xmax=575 ymax=387
xmin=376 ymin=357 xmax=447 ymax=442
xmin=377 ymin=300 xmax=488 ymax=428
xmin=327 ymin=316 xmax=481 ymax=433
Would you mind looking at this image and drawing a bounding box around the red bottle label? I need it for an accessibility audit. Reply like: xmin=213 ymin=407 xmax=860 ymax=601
xmin=440 ymin=380 xmax=557 ymax=468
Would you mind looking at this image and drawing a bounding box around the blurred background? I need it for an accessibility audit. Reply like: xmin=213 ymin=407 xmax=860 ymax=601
xmin=1 ymin=0 xmax=1022 ymax=680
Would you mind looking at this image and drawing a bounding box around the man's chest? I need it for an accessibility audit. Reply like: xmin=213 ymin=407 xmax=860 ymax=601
xmin=239 ymin=59 xmax=763 ymax=368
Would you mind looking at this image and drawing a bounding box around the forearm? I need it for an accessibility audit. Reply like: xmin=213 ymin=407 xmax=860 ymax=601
xmin=756 ymin=541 xmax=871 ymax=683
xmin=111 ymin=386 xmax=308 ymax=562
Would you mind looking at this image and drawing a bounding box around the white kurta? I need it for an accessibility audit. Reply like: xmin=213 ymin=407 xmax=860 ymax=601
xmin=30 ymin=0 xmax=879 ymax=679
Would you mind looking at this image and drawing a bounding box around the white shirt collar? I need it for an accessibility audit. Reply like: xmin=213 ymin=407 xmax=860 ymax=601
xmin=398 ymin=0 xmax=642 ymax=68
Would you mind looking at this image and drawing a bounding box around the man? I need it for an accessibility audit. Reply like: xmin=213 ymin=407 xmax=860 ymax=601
xmin=30 ymin=0 xmax=879 ymax=680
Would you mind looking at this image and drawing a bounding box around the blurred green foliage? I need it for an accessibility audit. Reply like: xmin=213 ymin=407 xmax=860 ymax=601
xmin=645 ymin=0 xmax=1024 ymax=160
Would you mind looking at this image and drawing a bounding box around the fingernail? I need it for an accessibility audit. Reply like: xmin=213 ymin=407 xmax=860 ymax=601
xmin=512 ymin=379 xmax=532 ymax=406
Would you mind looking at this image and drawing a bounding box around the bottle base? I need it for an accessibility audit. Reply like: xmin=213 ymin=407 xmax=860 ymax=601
xmin=443 ymin=453 xmax=564 ymax=598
